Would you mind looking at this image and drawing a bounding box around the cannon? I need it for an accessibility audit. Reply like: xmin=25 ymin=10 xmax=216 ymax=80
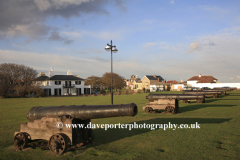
xmin=144 ymin=94 xmax=179 ymax=114
xmin=146 ymin=94 xmax=205 ymax=104
xmin=14 ymin=103 xmax=138 ymax=154
xmin=213 ymin=87 xmax=237 ymax=91
xmin=183 ymin=91 xmax=223 ymax=98
xmin=202 ymin=89 xmax=226 ymax=95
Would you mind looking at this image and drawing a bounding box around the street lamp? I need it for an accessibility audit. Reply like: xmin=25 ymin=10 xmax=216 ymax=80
xmin=105 ymin=40 xmax=118 ymax=105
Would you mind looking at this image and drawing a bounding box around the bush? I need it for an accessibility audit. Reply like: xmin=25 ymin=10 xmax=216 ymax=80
xmin=137 ymin=90 xmax=142 ymax=94
xmin=143 ymin=88 xmax=145 ymax=93
xmin=100 ymin=89 xmax=106 ymax=94
xmin=32 ymin=86 xmax=44 ymax=97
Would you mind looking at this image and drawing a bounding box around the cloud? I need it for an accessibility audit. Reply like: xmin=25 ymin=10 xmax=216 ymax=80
xmin=0 ymin=0 xmax=126 ymax=40
xmin=208 ymin=42 xmax=215 ymax=46
xmin=144 ymin=42 xmax=157 ymax=48
xmin=237 ymin=76 xmax=240 ymax=79
xmin=81 ymin=29 xmax=126 ymax=40
xmin=0 ymin=49 xmax=158 ymax=79
xmin=200 ymin=5 xmax=229 ymax=15
xmin=62 ymin=31 xmax=81 ymax=39
xmin=229 ymin=78 xmax=233 ymax=80
xmin=186 ymin=40 xmax=201 ymax=53
xmin=170 ymin=0 xmax=174 ymax=4
xmin=33 ymin=0 xmax=91 ymax=11
xmin=48 ymin=31 xmax=73 ymax=44
xmin=159 ymin=42 xmax=173 ymax=50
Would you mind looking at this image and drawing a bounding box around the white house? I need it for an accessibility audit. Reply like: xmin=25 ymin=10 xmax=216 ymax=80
xmin=33 ymin=68 xmax=91 ymax=96
xmin=187 ymin=74 xmax=240 ymax=89
xmin=187 ymin=74 xmax=218 ymax=86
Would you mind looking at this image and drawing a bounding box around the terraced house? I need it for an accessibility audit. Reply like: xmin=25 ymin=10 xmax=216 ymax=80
xmin=33 ymin=68 xmax=91 ymax=96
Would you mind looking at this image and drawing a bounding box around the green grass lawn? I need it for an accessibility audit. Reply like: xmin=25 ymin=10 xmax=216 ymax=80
xmin=0 ymin=91 xmax=240 ymax=160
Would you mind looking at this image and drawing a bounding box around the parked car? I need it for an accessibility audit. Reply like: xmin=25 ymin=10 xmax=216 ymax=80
xmin=182 ymin=86 xmax=193 ymax=91
xmin=94 ymin=91 xmax=100 ymax=94
xmin=193 ymin=87 xmax=201 ymax=90
xmin=202 ymin=87 xmax=211 ymax=90
xmin=222 ymin=86 xmax=230 ymax=88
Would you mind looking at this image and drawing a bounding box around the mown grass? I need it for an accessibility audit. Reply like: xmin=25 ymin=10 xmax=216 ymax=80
xmin=0 ymin=91 xmax=240 ymax=159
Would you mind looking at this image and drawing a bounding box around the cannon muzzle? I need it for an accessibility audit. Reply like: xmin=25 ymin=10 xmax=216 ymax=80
xmin=27 ymin=103 xmax=138 ymax=121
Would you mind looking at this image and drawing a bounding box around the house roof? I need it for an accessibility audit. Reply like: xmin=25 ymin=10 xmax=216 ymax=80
xmin=34 ymin=75 xmax=84 ymax=81
xmin=145 ymin=75 xmax=164 ymax=81
xmin=187 ymin=75 xmax=217 ymax=81
xmin=49 ymin=75 xmax=84 ymax=80
xmin=135 ymin=80 xmax=142 ymax=83
xmin=34 ymin=76 xmax=49 ymax=81
xmin=197 ymin=78 xmax=216 ymax=83
xmin=166 ymin=80 xmax=178 ymax=84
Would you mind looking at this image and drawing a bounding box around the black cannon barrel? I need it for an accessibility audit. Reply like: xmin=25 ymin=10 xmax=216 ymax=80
xmin=27 ymin=103 xmax=138 ymax=121
xmin=202 ymin=89 xmax=226 ymax=95
xmin=146 ymin=94 xmax=205 ymax=102
xmin=213 ymin=88 xmax=236 ymax=91
xmin=183 ymin=91 xmax=223 ymax=95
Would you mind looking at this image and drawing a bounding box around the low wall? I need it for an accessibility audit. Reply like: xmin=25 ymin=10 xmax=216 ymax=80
xmin=191 ymin=83 xmax=240 ymax=89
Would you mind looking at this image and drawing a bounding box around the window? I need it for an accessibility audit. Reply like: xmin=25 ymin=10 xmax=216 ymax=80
xmin=75 ymin=81 xmax=81 ymax=85
xmin=54 ymin=89 xmax=61 ymax=96
xmin=76 ymin=88 xmax=81 ymax=95
xmin=55 ymin=81 xmax=61 ymax=85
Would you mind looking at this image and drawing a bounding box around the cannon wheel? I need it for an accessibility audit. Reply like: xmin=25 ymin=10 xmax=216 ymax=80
xmin=165 ymin=106 xmax=175 ymax=113
xmin=49 ymin=133 xmax=69 ymax=154
xmin=145 ymin=107 xmax=153 ymax=114
xmin=14 ymin=132 xmax=28 ymax=150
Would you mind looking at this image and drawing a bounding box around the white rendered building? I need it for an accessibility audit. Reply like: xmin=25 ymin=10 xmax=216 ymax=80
xmin=33 ymin=68 xmax=91 ymax=96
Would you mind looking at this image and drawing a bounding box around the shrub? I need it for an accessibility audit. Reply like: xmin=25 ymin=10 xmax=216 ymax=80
xmin=100 ymin=89 xmax=106 ymax=94
xmin=143 ymin=88 xmax=145 ymax=93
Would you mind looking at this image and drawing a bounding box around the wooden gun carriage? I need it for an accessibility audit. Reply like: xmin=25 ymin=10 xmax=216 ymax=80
xmin=14 ymin=103 xmax=138 ymax=154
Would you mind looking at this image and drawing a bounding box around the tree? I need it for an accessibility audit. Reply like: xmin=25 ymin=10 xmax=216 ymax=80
xmin=0 ymin=63 xmax=38 ymax=96
xmin=101 ymin=72 xmax=126 ymax=92
xmin=84 ymin=76 xmax=102 ymax=89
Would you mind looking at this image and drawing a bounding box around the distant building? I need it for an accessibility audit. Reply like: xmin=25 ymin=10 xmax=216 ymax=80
xmin=187 ymin=74 xmax=217 ymax=86
xmin=166 ymin=80 xmax=179 ymax=85
xmin=125 ymin=75 xmax=141 ymax=89
xmin=33 ymin=68 xmax=91 ymax=96
xmin=133 ymin=79 xmax=142 ymax=90
xmin=142 ymin=75 xmax=165 ymax=91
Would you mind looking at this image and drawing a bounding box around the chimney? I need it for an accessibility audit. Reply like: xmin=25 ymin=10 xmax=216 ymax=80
xmin=153 ymin=75 xmax=156 ymax=78
xmin=49 ymin=67 xmax=54 ymax=77
xmin=67 ymin=70 xmax=72 ymax=75
xmin=199 ymin=74 xmax=201 ymax=77
xmin=40 ymin=72 xmax=45 ymax=76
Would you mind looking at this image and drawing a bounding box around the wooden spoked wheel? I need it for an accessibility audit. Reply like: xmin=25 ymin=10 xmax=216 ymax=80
xmin=145 ymin=107 xmax=153 ymax=114
xmin=14 ymin=132 xmax=28 ymax=150
xmin=165 ymin=106 xmax=175 ymax=113
xmin=49 ymin=133 xmax=69 ymax=154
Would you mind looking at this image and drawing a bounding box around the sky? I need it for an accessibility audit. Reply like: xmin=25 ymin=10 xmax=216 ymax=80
xmin=0 ymin=0 xmax=240 ymax=82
